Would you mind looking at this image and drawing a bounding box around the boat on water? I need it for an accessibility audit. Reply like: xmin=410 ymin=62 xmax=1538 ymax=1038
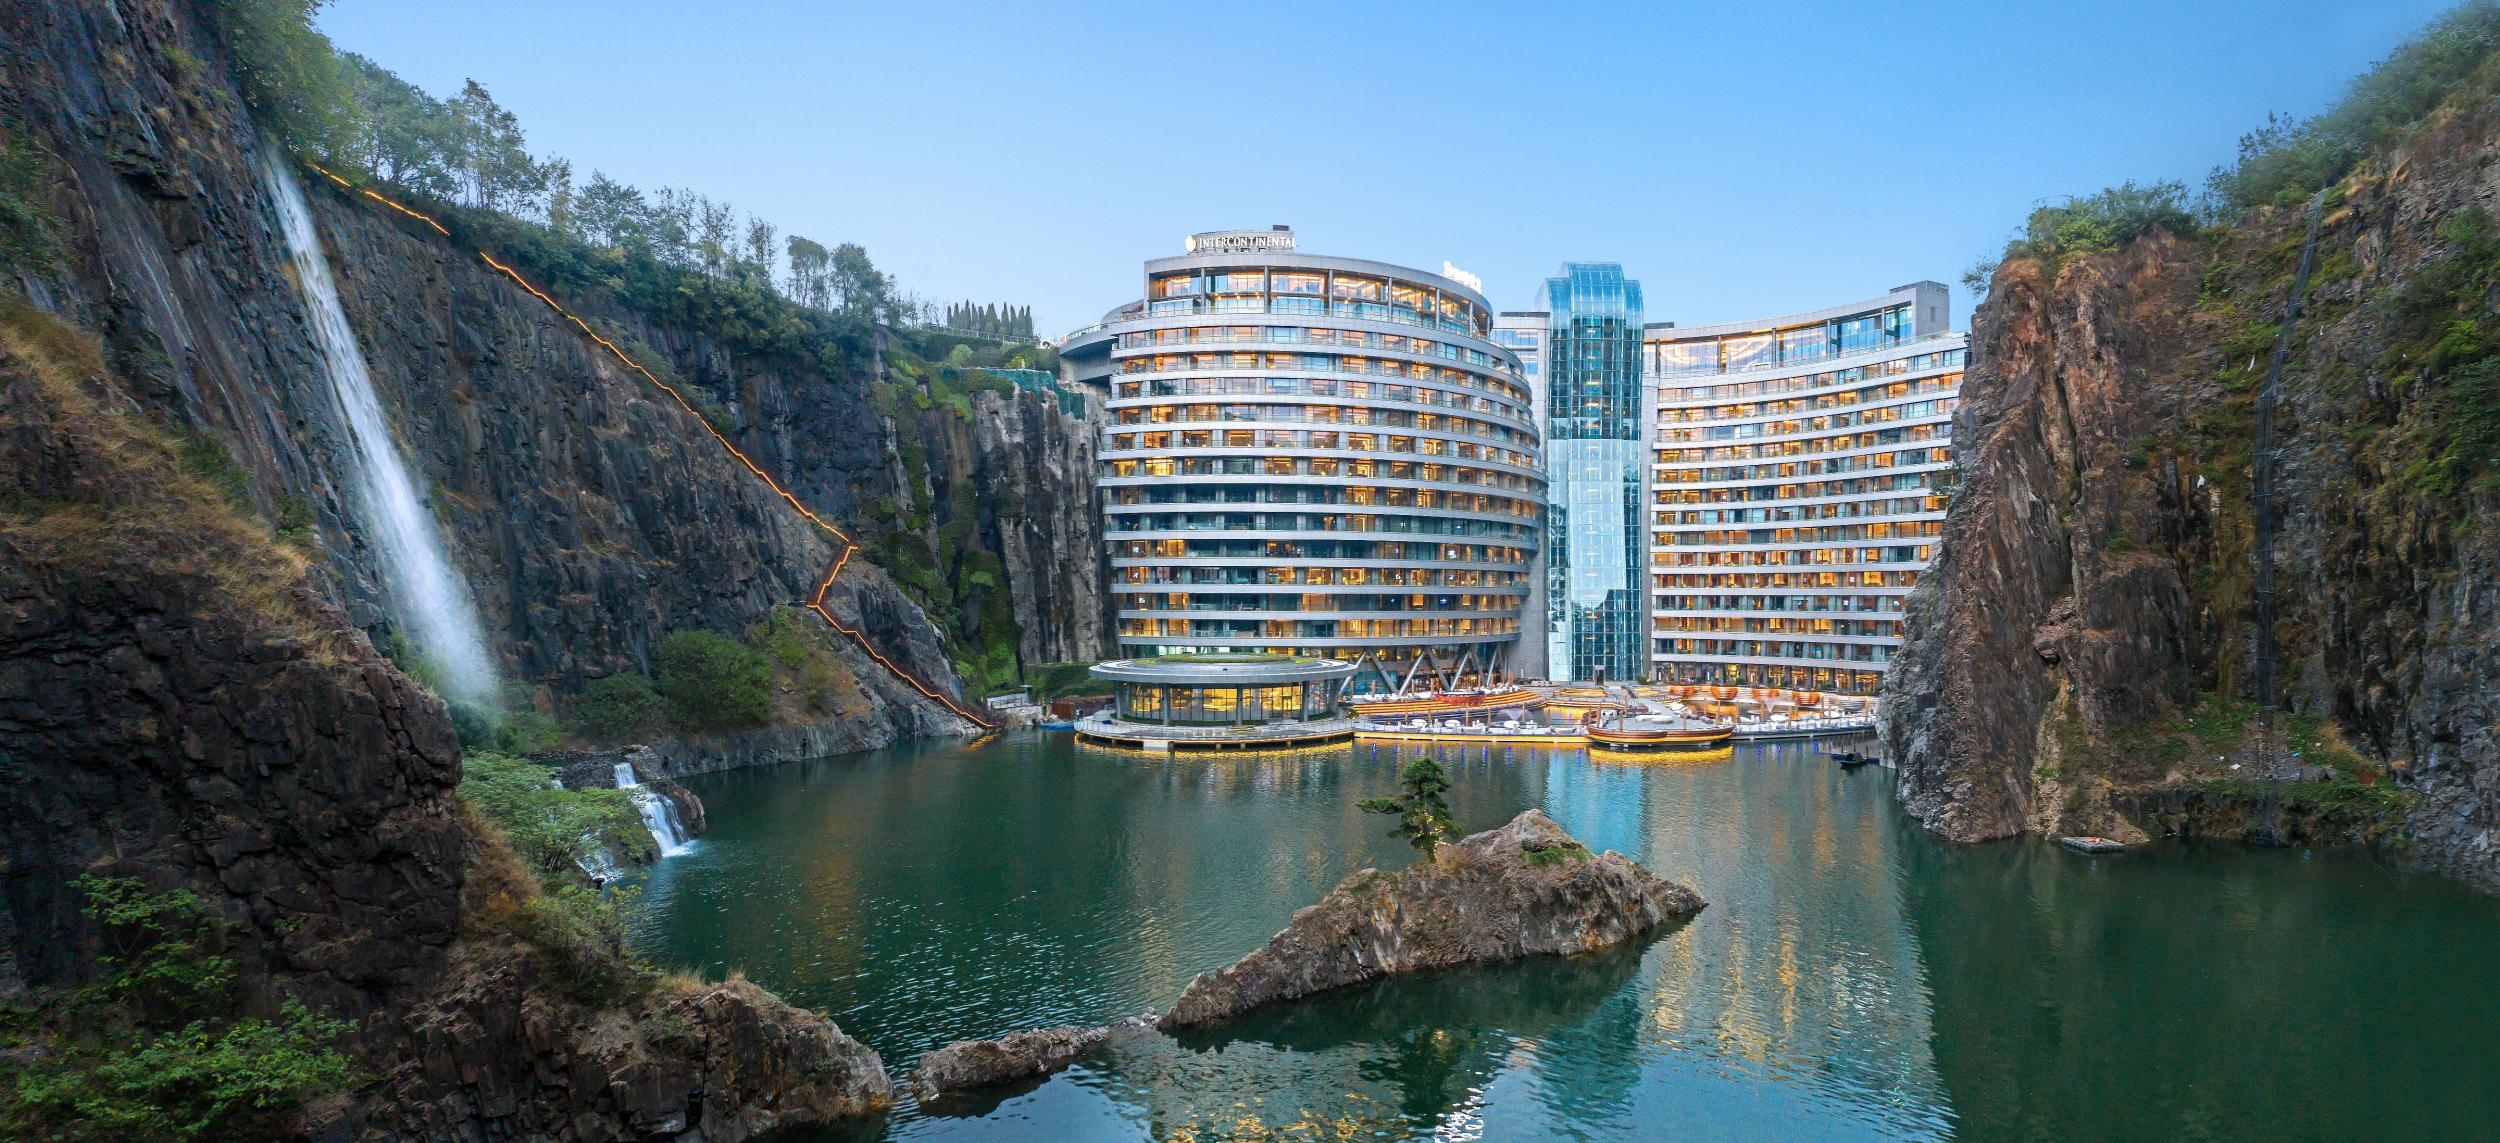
xmin=1584 ymin=716 xmax=1735 ymax=752
xmin=2060 ymin=836 xmax=2128 ymax=854
xmin=1589 ymin=743 xmax=1736 ymax=765
xmin=1733 ymin=713 xmax=1875 ymax=740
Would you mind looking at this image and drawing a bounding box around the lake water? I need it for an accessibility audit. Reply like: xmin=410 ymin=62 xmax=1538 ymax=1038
xmin=628 ymin=732 xmax=2500 ymax=1141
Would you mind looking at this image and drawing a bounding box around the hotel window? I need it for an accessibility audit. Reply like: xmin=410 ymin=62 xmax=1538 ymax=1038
xmin=1781 ymin=324 xmax=1832 ymax=364
xmin=1332 ymin=276 xmax=1383 ymax=302
xmin=1654 ymin=341 xmax=1717 ymax=376
xmin=1273 ymin=272 xmax=1323 ymax=295
xmin=1723 ymin=334 xmax=1776 ymax=371
xmin=1838 ymin=314 xmax=1886 ymax=353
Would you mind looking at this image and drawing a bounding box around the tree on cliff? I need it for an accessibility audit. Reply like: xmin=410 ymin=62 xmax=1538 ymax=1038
xmin=1359 ymin=758 xmax=1458 ymax=856
xmin=652 ymin=630 xmax=773 ymax=731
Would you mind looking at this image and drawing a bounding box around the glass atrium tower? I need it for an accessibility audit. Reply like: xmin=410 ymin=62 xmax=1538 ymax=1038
xmin=1541 ymin=264 xmax=1647 ymax=683
xmin=1073 ymin=229 xmax=1544 ymax=676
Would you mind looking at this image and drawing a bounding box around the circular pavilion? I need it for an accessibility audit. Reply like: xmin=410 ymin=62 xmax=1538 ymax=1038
xmin=1075 ymin=654 xmax=1355 ymax=751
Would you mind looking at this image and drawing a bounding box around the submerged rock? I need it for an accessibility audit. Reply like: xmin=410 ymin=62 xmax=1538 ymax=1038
xmin=910 ymin=1024 xmax=1110 ymax=1103
xmin=1159 ymin=811 xmax=1703 ymax=1030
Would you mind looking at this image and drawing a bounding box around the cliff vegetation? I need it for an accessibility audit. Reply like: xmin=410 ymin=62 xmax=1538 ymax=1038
xmin=1887 ymin=1 xmax=2500 ymax=890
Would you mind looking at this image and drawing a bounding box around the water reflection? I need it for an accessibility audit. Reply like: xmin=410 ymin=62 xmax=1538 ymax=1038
xmin=636 ymin=733 xmax=2500 ymax=1142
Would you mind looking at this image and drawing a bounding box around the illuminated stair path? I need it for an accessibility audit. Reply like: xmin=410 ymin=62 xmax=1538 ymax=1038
xmin=309 ymin=166 xmax=997 ymax=730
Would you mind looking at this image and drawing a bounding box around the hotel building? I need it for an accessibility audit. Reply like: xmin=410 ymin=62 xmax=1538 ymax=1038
xmin=1061 ymin=228 xmax=1543 ymax=673
xmin=1646 ymin=283 xmax=1964 ymax=697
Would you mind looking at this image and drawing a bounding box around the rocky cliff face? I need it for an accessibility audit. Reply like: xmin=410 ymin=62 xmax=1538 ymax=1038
xmin=3 ymin=0 xmax=1103 ymax=757
xmin=956 ymin=386 xmax=1105 ymax=669
xmin=0 ymin=295 xmax=890 ymax=1138
xmin=1883 ymin=82 xmax=2500 ymax=892
xmin=317 ymin=175 xmax=971 ymax=731
xmin=0 ymin=0 xmax=1105 ymax=1132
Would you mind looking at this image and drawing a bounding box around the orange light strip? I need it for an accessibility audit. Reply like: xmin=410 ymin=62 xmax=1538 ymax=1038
xmin=474 ymin=253 xmax=995 ymax=728
xmin=309 ymin=162 xmax=990 ymax=727
xmin=306 ymin=162 xmax=451 ymax=236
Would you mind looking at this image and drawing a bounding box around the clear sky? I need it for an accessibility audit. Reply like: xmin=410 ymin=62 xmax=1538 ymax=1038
xmin=318 ymin=0 xmax=2458 ymax=334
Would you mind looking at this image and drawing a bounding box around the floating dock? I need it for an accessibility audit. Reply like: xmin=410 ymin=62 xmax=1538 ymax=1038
xmin=1354 ymin=723 xmax=1589 ymax=746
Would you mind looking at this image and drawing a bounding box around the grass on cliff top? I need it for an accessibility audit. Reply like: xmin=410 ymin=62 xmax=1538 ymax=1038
xmin=2208 ymin=2 xmax=2500 ymax=212
xmin=1522 ymin=839 xmax=1592 ymax=868
xmin=1971 ymin=2 xmax=2500 ymax=295
xmin=0 ymin=295 xmax=334 ymax=650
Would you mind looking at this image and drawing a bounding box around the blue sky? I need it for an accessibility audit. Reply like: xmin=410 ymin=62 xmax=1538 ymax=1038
xmin=319 ymin=0 xmax=2459 ymax=333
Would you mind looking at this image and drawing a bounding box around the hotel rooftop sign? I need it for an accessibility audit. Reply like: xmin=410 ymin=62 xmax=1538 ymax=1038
xmin=1185 ymin=227 xmax=1296 ymax=254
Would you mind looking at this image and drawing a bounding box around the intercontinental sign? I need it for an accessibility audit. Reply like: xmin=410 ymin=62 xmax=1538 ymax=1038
xmin=1184 ymin=227 xmax=1297 ymax=254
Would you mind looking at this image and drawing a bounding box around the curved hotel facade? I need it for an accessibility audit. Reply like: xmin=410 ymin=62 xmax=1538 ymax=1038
xmin=1069 ymin=228 xmax=1543 ymax=673
xmin=1646 ymin=283 xmax=1964 ymax=696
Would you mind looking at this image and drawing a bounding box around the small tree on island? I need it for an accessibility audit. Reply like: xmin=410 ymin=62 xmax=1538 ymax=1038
xmin=1359 ymin=757 xmax=1457 ymax=856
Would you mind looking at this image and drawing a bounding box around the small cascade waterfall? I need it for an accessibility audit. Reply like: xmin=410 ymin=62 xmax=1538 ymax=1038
xmin=615 ymin=762 xmax=694 ymax=857
xmin=576 ymin=845 xmax=624 ymax=886
xmin=259 ymin=152 xmax=498 ymax=706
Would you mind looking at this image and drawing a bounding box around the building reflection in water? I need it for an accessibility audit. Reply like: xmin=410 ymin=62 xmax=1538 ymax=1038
xmin=638 ymin=735 xmax=1954 ymax=1140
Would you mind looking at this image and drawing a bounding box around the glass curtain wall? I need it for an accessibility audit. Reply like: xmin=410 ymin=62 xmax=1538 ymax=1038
xmin=1542 ymin=263 xmax=1647 ymax=683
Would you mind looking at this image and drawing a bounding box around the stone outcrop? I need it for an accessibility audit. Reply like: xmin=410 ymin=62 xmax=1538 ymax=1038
xmin=1159 ymin=811 xmax=1702 ymax=1030
xmin=380 ymin=955 xmax=890 ymax=1141
xmin=910 ymin=1024 xmax=1109 ymax=1104
xmin=1880 ymin=232 xmax=2219 ymax=845
xmin=1882 ymin=71 xmax=2500 ymax=892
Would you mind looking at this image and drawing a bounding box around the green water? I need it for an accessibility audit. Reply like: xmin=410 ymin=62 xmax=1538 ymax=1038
xmin=628 ymin=733 xmax=2500 ymax=1141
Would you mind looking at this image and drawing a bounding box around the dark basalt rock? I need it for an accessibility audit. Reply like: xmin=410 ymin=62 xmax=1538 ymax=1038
xmin=1879 ymin=87 xmax=2500 ymax=893
xmin=1158 ymin=811 xmax=1703 ymax=1030
xmin=910 ymin=1024 xmax=1109 ymax=1104
xmin=0 ymin=1 xmax=902 ymax=1134
xmin=2 ymin=0 xmax=1099 ymax=763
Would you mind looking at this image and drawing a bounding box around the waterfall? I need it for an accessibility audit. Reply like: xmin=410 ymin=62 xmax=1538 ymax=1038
xmin=258 ymin=153 xmax=498 ymax=707
xmin=576 ymin=846 xmax=623 ymax=887
xmin=615 ymin=762 xmax=694 ymax=857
